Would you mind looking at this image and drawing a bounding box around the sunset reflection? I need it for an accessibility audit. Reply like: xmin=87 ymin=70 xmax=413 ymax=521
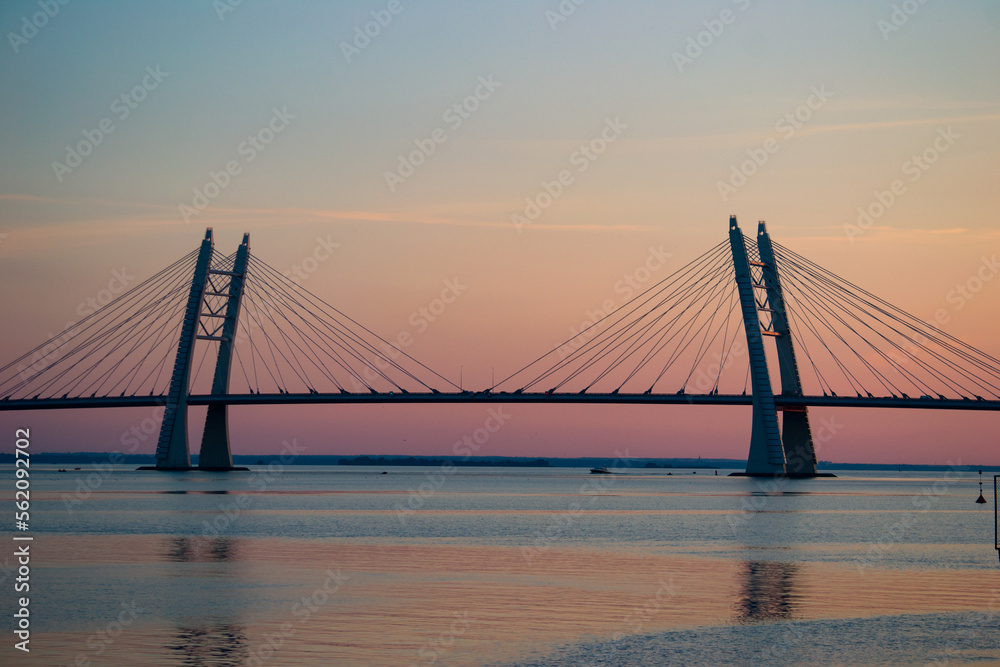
xmin=734 ymin=561 xmax=800 ymax=623
xmin=164 ymin=537 xmax=242 ymax=563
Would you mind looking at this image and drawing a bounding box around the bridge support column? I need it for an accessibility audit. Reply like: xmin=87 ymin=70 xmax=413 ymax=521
xmin=755 ymin=222 xmax=818 ymax=476
xmin=198 ymin=233 xmax=250 ymax=470
xmin=153 ymin=229 xmax=214 ymax=469
xmin=729 ymin=217 xmax=786 ymax=475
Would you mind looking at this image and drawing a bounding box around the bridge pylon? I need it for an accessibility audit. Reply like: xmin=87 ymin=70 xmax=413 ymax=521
xmin=197 ymin=232 xmax=250 ymax=470
xmin=152 ymin=229 xmax=215 ymax=469
xmin=729 ymin=217 xmax=786 ymax=475
xmin=150 ymin=229 xmax=249 ymax=471
xmin=755 ymin=221 xmax=818 ymax=476
xmin=728 ymin=216 xmax=820 ymax=477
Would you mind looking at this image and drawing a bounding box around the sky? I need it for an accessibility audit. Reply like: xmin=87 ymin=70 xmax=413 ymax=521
xmin=1 ymin=0 xmax=999 ymax=465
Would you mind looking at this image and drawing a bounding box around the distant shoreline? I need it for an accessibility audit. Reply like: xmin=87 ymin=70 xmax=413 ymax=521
xmin=0 ymin=452 xmax=996 ymax=472
xmin=337 ymin=455 xmax=551 ymax=467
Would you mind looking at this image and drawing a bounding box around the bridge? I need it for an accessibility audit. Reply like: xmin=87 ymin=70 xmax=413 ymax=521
xmin=3 ymin=217 xmax=999 ymax=476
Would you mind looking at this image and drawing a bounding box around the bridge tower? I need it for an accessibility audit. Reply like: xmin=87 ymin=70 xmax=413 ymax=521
xmin=197 ymin=232 xmax=250 ymax=470
xmin=153 ymin=229 xmax=250 ymax=471
xmin=154 ymin=229 xmax=215 ymax=469
xmin=755 ymin=221 xmax=818 ymax=475
xmin=728 ymin=216 xmax=819 ymax=476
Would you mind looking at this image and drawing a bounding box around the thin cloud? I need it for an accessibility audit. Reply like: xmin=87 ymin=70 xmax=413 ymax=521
xmin=0 ymin=195 xmax=654 ymax=237
xmin=0 ymin=193 xmax=49 ymax=202
xmin=617 ymin=111 xmax=1000 ymax=152
xmin=796 ymin=226 xmax=999 ymax=243
xmin=800 ymin=113 xmax=1000 ymax=137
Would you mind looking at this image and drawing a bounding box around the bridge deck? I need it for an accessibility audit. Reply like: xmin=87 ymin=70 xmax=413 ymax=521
xmin=3 ymin=393 xmax=1000 ymax=411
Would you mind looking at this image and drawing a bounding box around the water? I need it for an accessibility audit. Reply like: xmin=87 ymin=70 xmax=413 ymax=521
xmin=2 ymin=465 xmax=998 ymax=666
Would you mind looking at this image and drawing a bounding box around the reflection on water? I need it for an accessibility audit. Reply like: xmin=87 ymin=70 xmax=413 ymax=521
xmin=165 ymin=537 xmax=241 ymax=562
xmin=161 ymin=490 xmax=232 ymax=494
xmin=168 ymin=624 xmax=250 ymax=667
xmin=10 ymin=468 xmax=999 ymax=666
xmin=163 ymin=538 xmax=252 ymax=665
xmin=735 ymin=560 xmax=799 ymax=623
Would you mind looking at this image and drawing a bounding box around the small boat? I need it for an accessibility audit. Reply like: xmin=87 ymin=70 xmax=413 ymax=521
xmin=590 ymin=467 xmax=613 ymax=474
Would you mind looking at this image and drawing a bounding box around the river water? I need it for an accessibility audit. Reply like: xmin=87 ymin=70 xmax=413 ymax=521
xmin=2 ymin=465 xmax=998 ymax=666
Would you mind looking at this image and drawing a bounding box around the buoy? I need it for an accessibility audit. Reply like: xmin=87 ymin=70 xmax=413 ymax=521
xmin=976 ymin=469 xmax=987 ymax=504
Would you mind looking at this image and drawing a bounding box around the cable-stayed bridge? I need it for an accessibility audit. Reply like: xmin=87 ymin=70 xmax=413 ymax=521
xmin=3 ymin=217 xmax=999 ymax=476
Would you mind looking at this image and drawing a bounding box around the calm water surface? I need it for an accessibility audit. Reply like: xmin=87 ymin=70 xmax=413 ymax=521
xmin=2 ymin=465 xmax=998 ymax=666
